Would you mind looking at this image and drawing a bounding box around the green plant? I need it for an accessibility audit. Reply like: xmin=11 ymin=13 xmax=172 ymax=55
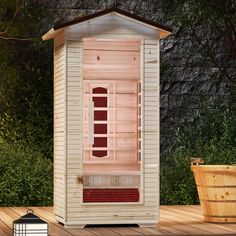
xmin=0 ymin=141 xmax=53 ymax=206
xmin=0 ymin=0 xmax=54 ymax=159
xmin=160 ymin=100 xmax=236 ymax=204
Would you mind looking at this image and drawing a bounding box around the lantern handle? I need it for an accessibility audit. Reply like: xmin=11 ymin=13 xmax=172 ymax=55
xmin=27 ymin=209 xmax=34 ymax=214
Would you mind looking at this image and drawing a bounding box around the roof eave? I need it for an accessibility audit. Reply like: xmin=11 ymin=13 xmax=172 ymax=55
xmin=160 ymin=30 xmax=172 ymax=38
xmin=112 ymin=11 xmax=172 ymax=38
xmin=42 ymin=28 xmax=56 ymax=41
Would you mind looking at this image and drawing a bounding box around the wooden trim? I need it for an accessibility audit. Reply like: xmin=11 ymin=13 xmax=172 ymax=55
xmin=64 ymin=37 xmax=68 ymax=223
xmin=53 ymin=41 xmax=56 ymax=219
xmin=140 ymin=39 xmax=144 ymax=205
xmin=157 ymin=38 xmax=160 ymax=219
xmin=115 ymin=12 xmax=171 ymax=37
xmin=80 ymin=42 xmax=84 ymax=206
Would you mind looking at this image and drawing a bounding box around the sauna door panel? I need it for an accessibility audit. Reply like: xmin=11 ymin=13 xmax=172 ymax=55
xmin=82 ymin=39 xmax=141 ymax=203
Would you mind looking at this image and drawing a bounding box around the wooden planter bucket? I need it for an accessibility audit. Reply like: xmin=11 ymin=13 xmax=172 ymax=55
xmin=191 ymin=159 xmax=236 ymax=223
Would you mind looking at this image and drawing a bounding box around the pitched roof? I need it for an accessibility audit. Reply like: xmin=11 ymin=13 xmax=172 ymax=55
xmin=54 ymin=7 xmax=172 ymax=33
xmin=42 ymin=7 xmax=172 ymax=40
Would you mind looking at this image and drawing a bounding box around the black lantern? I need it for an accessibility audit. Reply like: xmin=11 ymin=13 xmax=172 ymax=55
xmin=13 ymin=209 xmax=48 ymax=236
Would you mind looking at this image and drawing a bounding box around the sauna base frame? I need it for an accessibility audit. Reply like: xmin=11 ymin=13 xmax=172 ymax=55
xmin=55 ymin=213 xmax=159 ymax=228
xmin=62 ymin=221 xmax=159 ymax=229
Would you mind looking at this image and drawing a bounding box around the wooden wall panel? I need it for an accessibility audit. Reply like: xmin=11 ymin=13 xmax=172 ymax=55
xmin=54 ymin=43 xmax=65 ymax=220
xmin=83 ymin=39 xmax=141 ymax=50
xmin=83 ymin=39 xmax=140 ymax=80
xmin=143 ymin=39 xmax=160 ymax=211
xmin=66 ymin=40 xmax=83 ymax=223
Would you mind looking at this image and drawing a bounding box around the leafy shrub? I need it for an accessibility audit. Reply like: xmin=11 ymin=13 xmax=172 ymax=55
xmin=0 ymin=1 xmax=54 ymax=159
xmin=0 ymin=141 xmax=53 ymax=206
xmin=160 ymin=100 xmax=236 ymax=205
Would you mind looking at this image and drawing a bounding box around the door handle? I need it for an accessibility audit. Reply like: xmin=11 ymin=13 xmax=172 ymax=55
xmin=77 ymin=175 xmax=83 ymax=184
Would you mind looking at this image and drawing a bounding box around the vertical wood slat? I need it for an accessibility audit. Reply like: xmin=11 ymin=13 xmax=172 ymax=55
xmin=66 ymin=40 xmax=83 ymax=220
xmin=54 ymin=42 xmax=66 ymax=220
xmin=143 ymin=39 xmax=159 ymax=209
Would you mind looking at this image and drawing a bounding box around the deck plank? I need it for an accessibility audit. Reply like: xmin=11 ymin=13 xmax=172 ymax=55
xmin=0 ymin=220 xmax=12 ymax=236
xmin=31 ymin=207 xmax=97 ymax=236
xmin=0 ymin=208 xmax=20 ymax=228
xmin=108 ymin=227 xmax=143 ymax=235
xmin=86 ymin=227 xmax=121 ymax=236
xmin=162 ymin=206 xmax=235 ymax=234
xmin=159 ymin=215 xmax=209 ymax=235
xmin=130 ymin=227 xmax=172 ymax=235
xmin=155 ymin=222 xmax=189 ymax=235
xmin=0 ymin=206 xmax=236 ymax=235
xmin=174 ymin=206 xmax=236 ymax=235
xmin=65 ymin=228 xmax=98 ymax=236
xmin=161 ymin=207 xmax=230 ymax=235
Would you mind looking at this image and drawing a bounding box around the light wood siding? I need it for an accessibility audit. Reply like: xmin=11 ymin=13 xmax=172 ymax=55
xmin=64 ymin=37 xmax=160 ymax=226
xmin=54 ymin=41 xmax=66 ymax=220
xmin=66 ymin=40 xmax=83 ymax=224
xmin=143 ymin=39 xmax=159 ymax=216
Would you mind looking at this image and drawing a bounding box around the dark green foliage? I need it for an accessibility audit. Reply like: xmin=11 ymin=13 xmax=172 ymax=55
xmin=0 ymin=141 xmax=53 ymax=206
xmin=161 ymin=99 xmax=236 ymax=205
xmin=0 ymin=41 xmax=53 ymax=158
xmin=0 ymin=1 xmax=53 ymax=158
xmin=0 ymin=1 xmax=54 ymax=206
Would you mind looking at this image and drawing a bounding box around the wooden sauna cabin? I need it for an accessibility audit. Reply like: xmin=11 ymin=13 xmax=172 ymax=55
xmin=42 ymin=8 xmax=172 ymax=227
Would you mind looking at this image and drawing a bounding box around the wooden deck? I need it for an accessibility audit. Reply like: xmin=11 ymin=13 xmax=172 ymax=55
xmin=1 ymin=205 xmax=236 ymax=235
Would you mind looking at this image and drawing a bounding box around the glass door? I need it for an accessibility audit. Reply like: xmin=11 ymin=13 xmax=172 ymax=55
xmin=82 ymin=38 xmax=141 ymax=203
xmin=83 ymin=80 xmax=141 ymax=203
